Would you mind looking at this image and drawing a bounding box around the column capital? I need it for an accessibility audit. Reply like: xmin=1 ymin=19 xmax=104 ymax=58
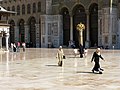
xmin=69 ymin=11 xmax=73 ymax=17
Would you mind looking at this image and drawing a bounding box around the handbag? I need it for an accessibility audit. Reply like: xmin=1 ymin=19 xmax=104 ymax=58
xmin=63 ymin=55 xmax=66 ymax=59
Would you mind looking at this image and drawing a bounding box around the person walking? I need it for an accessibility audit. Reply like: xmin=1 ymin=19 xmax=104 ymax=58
xmin=91 ymin=48 xmax=105 ymax=73
xmin=78 ymin=44 xmax=84 ymax=58
xmin=56 ymin=46 xmax=64 ymax=66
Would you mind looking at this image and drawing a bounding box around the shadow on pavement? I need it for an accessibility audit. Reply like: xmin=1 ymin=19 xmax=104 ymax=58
xmin=46 ymin=65 xmax=59 ymax=67
xmin=77 ymin=71 xmax=102 ymax=74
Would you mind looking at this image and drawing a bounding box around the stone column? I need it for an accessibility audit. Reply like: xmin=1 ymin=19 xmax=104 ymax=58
xmin=86 ymin=10 xmax=90 ymax=48
xmin=5 ymin=33 xmax=9 ymax=51
xmin=0 ymin=34 xmax=3 ymax=49
xmin=35 ymin=24 xmax=40 ymax=48
xmin=70 ymin=16 xmax=73 ymax=41
xmin=14 ymin=26 xmax=19 ymax=42
xmin=0 ymin=37 xmax=2 ymax=49
xmin=25 ymin=24 xmax=29 ymax=43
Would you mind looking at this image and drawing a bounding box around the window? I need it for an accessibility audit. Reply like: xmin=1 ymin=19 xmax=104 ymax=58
xmin=7 ymin=7 xmax=10 ymax=11
xmin=12 ymin=6 xmax=15 ymax=11
xmin=33 ymin=3 xmax=36 ymax=13
xmin=17 ymin=5 xmax=20 ymax=15
xmin=12 ymin=6 xmax=15 ymax=16
xmin=27 ymin=4 xmax=31 ymax=14
xmin=38 ymin=2 xmax=41 ymax=12
xmin=22 ymin=4 xmax=25 ymax=15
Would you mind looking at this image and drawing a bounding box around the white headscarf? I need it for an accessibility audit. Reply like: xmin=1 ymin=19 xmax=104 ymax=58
xmin=96 ymin=48 xmax=101 ymax=55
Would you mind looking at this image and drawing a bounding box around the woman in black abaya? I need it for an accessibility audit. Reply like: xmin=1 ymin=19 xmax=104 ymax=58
xmin=91 ymin=48 xmax=105 ymax=73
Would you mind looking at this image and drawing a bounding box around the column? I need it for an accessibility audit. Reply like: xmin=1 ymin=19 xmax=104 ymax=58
xmin=86 ymin=10 xmax=90 ymax=48
xmin=14 ymin=26 xmax=19 ymax=42
xmin=0 ymin=37 xmax=2 ymax=49
xmin=35 ymin=24 xmax=40 ymax=48
xmin=0 ymin=33 xmax=3 ymax=49
xmin=5 ymin=33 xmax=9 ymax=51
xmin=70 ymin=16 xmax=73 ymax=41
xmin=25 ymin=24 xmax=29 ymax=43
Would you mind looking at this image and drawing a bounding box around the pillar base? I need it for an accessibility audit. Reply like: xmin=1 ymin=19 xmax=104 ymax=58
xmin=85 ymin=41 xmax=90 ymax=48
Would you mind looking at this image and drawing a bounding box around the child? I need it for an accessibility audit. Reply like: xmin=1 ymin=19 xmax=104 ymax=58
xmin=84 ymin=48 xmax=88 ymax=58
xmin=73 ymin=48 xmax=78 ymax=57
xmin=91 ymin=48 xmax=105 ymax=74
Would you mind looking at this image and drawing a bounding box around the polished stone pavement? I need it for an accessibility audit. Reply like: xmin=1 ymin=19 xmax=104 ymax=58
xmin=0 ymin=48 xmax=120 ymax=90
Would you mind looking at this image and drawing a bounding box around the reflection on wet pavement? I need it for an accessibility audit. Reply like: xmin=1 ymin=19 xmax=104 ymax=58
xmin=0 ymin=48 xmax=120 ymax=90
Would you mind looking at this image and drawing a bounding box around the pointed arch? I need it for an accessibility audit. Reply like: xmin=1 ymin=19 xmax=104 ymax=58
xmin=89 ymin=3 xmax=98 ymax=47
xmin=72 ymin=4 xmax=86 ymax=47
xmin=60 ymin=7 xmax=70 ymax=46
xmin=27 ymin=16 xmax=36 ymax=47
xmin=19 ymin=19 xmax=25 ymax=42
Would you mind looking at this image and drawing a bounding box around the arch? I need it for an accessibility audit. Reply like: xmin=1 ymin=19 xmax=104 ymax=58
xmin=72 ymin=4 xmax=85 ymax=15
xmin=27 ymin=16 xmax=36 ymax=47
xmin=72 ymin=4 xmax=86 ymax=47
xmin=60 ymin=7 xmax=70 ymax=46
xmin=89 ymin=3 xmax=98 ymax=47
xmin=19 ymin=19 xmax=25 ymax=43
xmin=9 ymin=20 xmax=15 ymax=43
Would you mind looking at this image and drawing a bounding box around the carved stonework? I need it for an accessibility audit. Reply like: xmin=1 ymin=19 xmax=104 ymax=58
xmin=40 ymin=15 xmax=62 ymax=48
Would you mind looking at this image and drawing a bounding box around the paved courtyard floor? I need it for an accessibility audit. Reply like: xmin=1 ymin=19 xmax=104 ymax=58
xmin=0 ymin=48 xmax=120 ymax=90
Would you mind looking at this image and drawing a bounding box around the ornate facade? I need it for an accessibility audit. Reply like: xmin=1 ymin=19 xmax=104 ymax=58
xmin=0 ymin=0 xmax=120 ymax=49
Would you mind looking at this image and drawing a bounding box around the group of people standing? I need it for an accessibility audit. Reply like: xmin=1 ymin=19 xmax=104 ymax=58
xmin=56 ymin=44 xmax=105 ymax=74
xmin=10 ymin=42 xmax=26 ymax=52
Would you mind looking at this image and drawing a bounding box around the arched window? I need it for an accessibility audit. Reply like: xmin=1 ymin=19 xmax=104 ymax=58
xmin=22 ymin=4 xmax=25 ymax=15
xmin=12 ymin=6 xmax=15 ymax=11
xmin=27 ymin=4 xmax=31 ymax=14
xmin=7 ymin=7 xmax=10 ymax=11
xmin=17 ymin=5 xmax=20 ymax=15
xmin=38 ymin=2 xmax=41 ymax=12
xmin=12 ymin=6 xmax=15 ymax=16
xmin=33 ymin=3 xmax=36 ymax=13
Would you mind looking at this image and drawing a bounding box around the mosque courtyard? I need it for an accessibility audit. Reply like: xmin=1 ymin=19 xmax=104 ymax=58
xmin=0 ymin=48 xmax=120 ymax=90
